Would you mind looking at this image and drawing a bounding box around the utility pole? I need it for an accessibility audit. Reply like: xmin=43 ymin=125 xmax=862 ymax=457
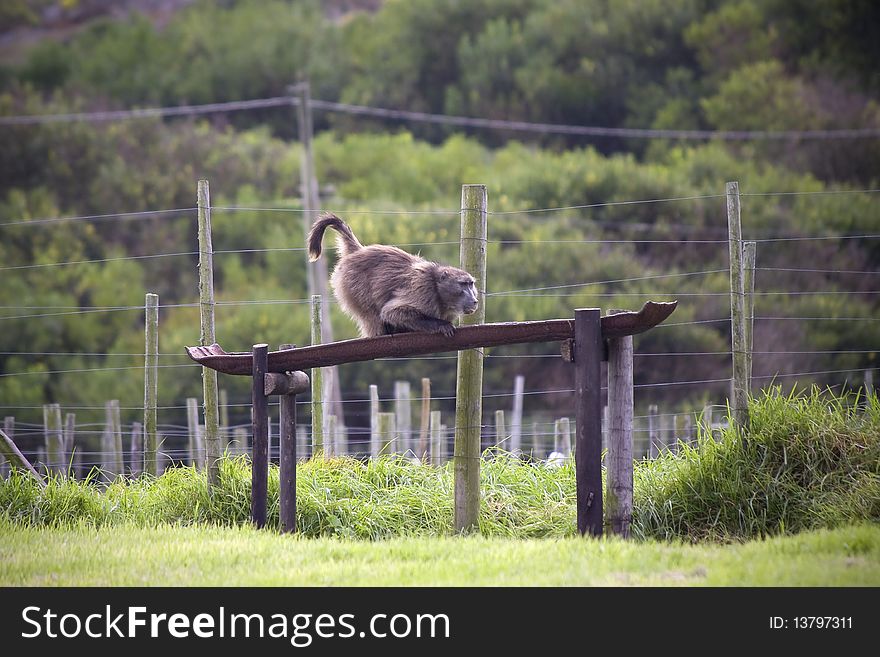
xmin=292 ymin=81 xmax=346 ymax=428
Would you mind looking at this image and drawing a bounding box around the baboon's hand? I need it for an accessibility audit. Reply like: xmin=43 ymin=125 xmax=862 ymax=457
xmin=436 ymin=322 xmax=455 ymax=338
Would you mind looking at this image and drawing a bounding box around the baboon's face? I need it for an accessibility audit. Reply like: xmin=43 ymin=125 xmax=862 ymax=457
xmin=438 ymin=268 xmax=478 ymax=316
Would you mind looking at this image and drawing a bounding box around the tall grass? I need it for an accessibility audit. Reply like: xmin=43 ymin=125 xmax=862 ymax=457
xmin=1 ymin=387 xmax=877 ymax=541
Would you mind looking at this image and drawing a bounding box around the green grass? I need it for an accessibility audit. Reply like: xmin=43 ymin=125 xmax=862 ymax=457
xmin=1 ymin=521 xmax=877 ymax=586
xmin=1 ymin=387 xmax=877 ymax=542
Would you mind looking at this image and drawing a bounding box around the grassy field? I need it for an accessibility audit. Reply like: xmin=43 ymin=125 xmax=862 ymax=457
xmin=1 ymin=388 xmax=877 ymax=586
xmin=1 ymin=521 xmax=878 ymax=586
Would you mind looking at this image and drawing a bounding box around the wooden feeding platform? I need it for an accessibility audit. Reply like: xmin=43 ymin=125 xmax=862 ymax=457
xmin=185 ymin=301 xmax=677 ymax=536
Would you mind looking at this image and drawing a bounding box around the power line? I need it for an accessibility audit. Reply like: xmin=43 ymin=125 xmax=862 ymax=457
xmin=3 ymin=93 xmax=880 ymax=140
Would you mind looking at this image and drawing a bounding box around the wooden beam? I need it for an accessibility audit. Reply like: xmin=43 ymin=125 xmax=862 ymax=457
xmin=186 ymin=301 xmax=677 ymax=375
xmin=574 ymin=308 xmax=603 ymax=537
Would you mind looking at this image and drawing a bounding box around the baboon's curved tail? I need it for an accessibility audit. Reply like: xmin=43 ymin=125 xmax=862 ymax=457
xmin=307 ymin=212 xmax=363 ymax=261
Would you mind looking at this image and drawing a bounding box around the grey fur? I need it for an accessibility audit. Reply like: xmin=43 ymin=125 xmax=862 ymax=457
xmin=307 ymin=212 xmax=478 ymax=337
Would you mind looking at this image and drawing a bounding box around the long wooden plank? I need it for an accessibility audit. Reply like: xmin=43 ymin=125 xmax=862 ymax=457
xmin=186 ymin=301 xmax=677 ymax=375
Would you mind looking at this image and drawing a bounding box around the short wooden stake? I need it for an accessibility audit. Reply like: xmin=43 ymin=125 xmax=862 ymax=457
xmin=495 ymin=410 xmax=506 ymax=450
xmin=130 ymin=422 xmax=143 ymax=476
xmin=510 ymin=375 xmax=524 ymax=453
xmin=43 ymin=403 xmax=64 ymax=477
xmin=647 ymin=404 xmax=659 ymax=458
xmin=418 ymin=377 xmax=431 ymax=460
xmin=378 ymin=412 xmax=396 ymax=456
xmin=430 ymin=410 xmax=443 ymax=466
xmin=394 ymin=380 xmax=412 ymax=455
xmin=369 ymin=384 xmax=380 ymax=457
xmin=0 ymin=428 xmax=45 ymax=486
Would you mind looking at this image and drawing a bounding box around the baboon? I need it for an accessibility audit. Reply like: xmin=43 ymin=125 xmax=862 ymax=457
xmin=307 ymin=213 xmax=478 ymax=338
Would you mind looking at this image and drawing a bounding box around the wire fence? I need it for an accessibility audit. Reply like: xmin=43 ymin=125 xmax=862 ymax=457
xmin=1 ymin=109 xmax=878 ymax=476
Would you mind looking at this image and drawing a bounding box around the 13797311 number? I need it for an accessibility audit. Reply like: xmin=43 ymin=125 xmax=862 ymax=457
xmin=770 ymin=617 xmax=853 ymax=630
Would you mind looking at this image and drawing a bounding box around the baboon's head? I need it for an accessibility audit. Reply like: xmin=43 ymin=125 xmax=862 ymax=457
xmin=436 ymin=267 xmax=478 ymax=316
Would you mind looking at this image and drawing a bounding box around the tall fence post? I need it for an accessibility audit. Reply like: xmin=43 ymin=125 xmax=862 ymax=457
xmin=727 ymin=181 xmax=750 ymax=432
xmin=369 ymin=384 xmax=380 ymax=458
xmin=251 ymin=344 xmax=269 ymax=528
xmin=606 ymin=322 xmax=634 ymax=538
xmin=418 ymin=377 xmax=431 ymax=460
xmin=197 ymin=179 xmax=221 ymax=489
xmin=310 ymin=295 xmax=325 ymax=458
xmin=279 ymin=344 xmax=298 ymax=534
xmin=144 ymin=292 xmax=159 ymax=477
xmin=510 ymin=375 xmax=524 ymax=454
xmin=574 ymin=308 xmax=603 ymax=537
xmin=454 ymin=183 xmax=488 ymax=533
xmin=394 ymin=380 xmax=411 ymax=455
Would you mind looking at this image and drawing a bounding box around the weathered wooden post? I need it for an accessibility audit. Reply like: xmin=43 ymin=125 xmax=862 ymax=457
xmin=43 ymin=403 xmax=64 ymax=477
xmin=510 ymin=375 xmax=524 ymax=454
xmin=197 ymin=179 xmax=221 ymax=488
xmin=103 ymin=400 xmax=123 ymax=481
xmin=326 ymin=414 xmax=338 ymax=457
xmin=394 ymin=380 xmax=412 ymax=455
xmin=186 ymin=397 xmax=202 ymax=468
xmin=369 ymin=384 xmax=380 ymax=458
xmin=144 ymin=292 xmax=159 ymax=476
xmin=554 ymin=417 xmax=572 ymax=455
xmin=130 ymin=422 xmax=143 ymax=476
xmin=573 ymin=308 xmax=604 ymax=536
xmin=418 ymin=377 xmax=431 ymax=460
xmin=606 ymin=319 xmax=634 ymax=538
xmin=727 ymin=181 xmax=750 ymax=432
xmin=63 ymin=412 xmax=75 ymax=472
xmin=219 ymin=388 xmax=230 ymax=453
xmin=454 ymin=183 xmax=488 ymax=533
xmin=495 ymin=410 xmax=506 ymax=450
xmin=378 ymin=412 xmax=396 ymax=456
xmin=647 ymin=404 xmax=659 ymax=458
xmin=0 ymin=417 xmax=10 ymax=478
xmin=743 ymin=241 xmax=756 ymax=389
xmin=251 ymin=344 xmax=269 ymax=528
xmin=430 ymin=410 xmax=443 ymax=466
xmin=310 ymin=294 xmax=325 ymax=458
xmin=277 ymin=344 xmax=301 ymax=534
xmin=0 ymin=428 xmax=44 ymax=486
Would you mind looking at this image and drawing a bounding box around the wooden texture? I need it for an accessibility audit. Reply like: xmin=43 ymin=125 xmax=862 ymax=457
xmin=510 ymin=375 xmax=524 ymax=453
xmin=0 ymin=428 xmax=45 ymax=486
xmin=418 ymin=377 xmax=430 ymax=460
xmin=129 ymin=421 xmax=143 ymax=476
xmin=454 ymin=184 xmax=487 ymax=533
xmin=264 ymin=371 xmax=310 ymax=396
xmin=185 ymin=302 xmax=677 ymax=375
xmin=394 ymin=380 xmax=411 ymax=455
xmin=369 ymin=384 xmax=380 ymax=457
xmin=278 ymin=343 xmax=298 ymax=534
xmin=197 ymin=179 xmax=221 ymax=488
xmin=251 ymin=344 xmax=269 ymax=528
xmin=430 ymin=410 xmax=443 ymax=466
xmin=495 ymin=410 xmax=506 ymax=450
xmin=310 ymin=295 xmax=324 ymax=458
xmin=727 ymin=181 xmax=750 ymax=431
xmin=606 ymin=329 xmax=634 ymax=538
xmin=743 ymin=240 xmax=756 ymax=389
xmin=378 ymin=412 xmax=396 ymax=456
xmin=574 ymin=308 xmax=603 ymax=536
xmin=647 ymin=404 xmax=659 ymax=458
xmin=43 ymin=403 xmax=64 ymax=476
xmin=143 ymin=292 xmax=159 ymax=476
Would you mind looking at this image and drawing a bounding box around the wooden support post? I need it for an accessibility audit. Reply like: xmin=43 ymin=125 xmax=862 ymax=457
xmin=278 ymin=344 xmax=298 ymax=534
xmin=418 ymin=377 xmax=431 ymax=460
xmin=495 ymin=410 xmax=506 ymax=450
xmin=0 ymin=428 xmax=45 ymax=486
xmin=555 ymin=417 xmax=572 ymax=456
xmin=43 ymin=403 xmax=63 ymax=477
xmin=647 ymin=404 xmax=659 ymax=459
xmin=606 ymin=325 xmax=634 ymax=538
xmin=219 ymin=388 xmax=230 ymax=453
xmin=186 ymin=397 xmax=200 ymax=468
xmin=369 ymin=384 xmax=380 ymax=458
xmin=574 ymin=308 xmax=604 ymax=536
xmin=251 ymin=344 xmax=269 ymax=528
xmin=394 ymin=380 xmax=412 ymax=455
xmin=510 ymin=375 xmax=524 ymax=454
xmin=378 ymin=412 xmax=396 ymax=456
xmin=63 ymin=413 xmax=75 ymax=467
xmin=197 ymin=179 xmax=221 ymax=488
xmin=454 ymin=183 xmax=487 ymax=533
xmin=103 ymin=400 xmax=123 ymax=481
xmin=743 ymin=241 xmax=756 ymax=390
xmin=130 ymin=422 xmax=143 ymax=476
xmin=430 ymin=410 xmax=443 ymax=466
xmin=310 ymin=295 xmax=325 ymax=459
xmin=144 ymin=292 xmax=159 ymax=477
xmin=0 ymin=417 xmax=12 ymax=478
xmin=727 ymin=181 xmax=750 ymax=432
xmin=326 ymin=414 xmax=337 ymax=457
